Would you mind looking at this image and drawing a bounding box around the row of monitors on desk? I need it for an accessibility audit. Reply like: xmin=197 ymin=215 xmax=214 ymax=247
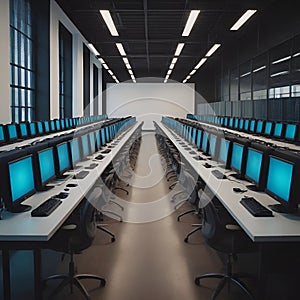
xmin=0 ymin=119 xmax=79 ymax=145
xmin=181 ymin=125 xmax=300 ymax=213
xmin=217 ymin=117 xmax=300 ymax=142
xmin=0 ymin=126 xmax=116 ymax=213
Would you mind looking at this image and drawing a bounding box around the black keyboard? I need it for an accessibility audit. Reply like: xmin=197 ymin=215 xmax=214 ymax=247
xmin=85 ymin=163 xmax=98 ymax=169
xmin=31 ymin=198 xmax=62 ymax=217
xmin=189 ymin=151 xmax=197 ymax=155
xmin=193 ymin=156 xmax=204 ymax=161
xmin=73 ymin=170 xmax=89 ymax=179
xmin=95 ymin=154 xmax=104 ymax=160
xmin=211 ymin=169 xmax=227 ymax=179
xmin=240 ymin=197 xmax=273 ymax=217
xmin=56 ymin=192 xmax=69 ymax=199
xmin=101 ymin=149 xmax=111 ymax=154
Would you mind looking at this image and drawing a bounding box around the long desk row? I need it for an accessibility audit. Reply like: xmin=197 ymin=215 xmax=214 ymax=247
xmin=0 ymin=121 xmax=141 ymax=300
xmin=191 ymin=119 xmax=300 ymax=153
xmin=157 ymin=121 xmax=300 ymax=243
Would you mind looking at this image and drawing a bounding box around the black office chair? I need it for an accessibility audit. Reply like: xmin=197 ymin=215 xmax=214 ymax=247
xmin=195 ymin=190 xmax=257 ymax=300
xmin=44 ymin=187 xmax=106 ymax=299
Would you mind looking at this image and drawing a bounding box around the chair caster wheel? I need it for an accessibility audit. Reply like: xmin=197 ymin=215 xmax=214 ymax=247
xmin=195 ymin=277 xmax=200 ymax=285
xmin=100 ymin=279 xmax=106 ymax=287
xmin=184 ymin=237 xmax=188 ymax=243
xmin=111 ymin=237 xmax=116 ymax=243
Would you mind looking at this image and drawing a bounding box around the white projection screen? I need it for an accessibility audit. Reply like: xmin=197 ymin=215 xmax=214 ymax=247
xmin=106 ymin=82 xmax=195 ymax=130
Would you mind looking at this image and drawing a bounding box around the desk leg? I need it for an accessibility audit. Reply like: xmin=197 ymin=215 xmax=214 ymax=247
xmin=33 ymin=249 xmax=43 ymax=300
xmin=2 ymin=249 xmax=11 ymax=300
xmin=258 ymin=244 xmax=268 ymax=300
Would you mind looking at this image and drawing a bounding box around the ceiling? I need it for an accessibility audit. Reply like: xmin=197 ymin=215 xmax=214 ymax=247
xmin=55 ymin=0 xmax=276 ymax=83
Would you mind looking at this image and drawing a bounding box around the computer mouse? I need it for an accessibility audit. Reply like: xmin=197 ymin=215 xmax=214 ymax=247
xmin=64 ymin=188 xmax=70 ymax=192
xmin=233 ymin=187 xmax=247 ymax=193
xmin=66 ymin=183 xmax=78 ymax=188
xmin=204 ymin=163 xmax=212 ymax=168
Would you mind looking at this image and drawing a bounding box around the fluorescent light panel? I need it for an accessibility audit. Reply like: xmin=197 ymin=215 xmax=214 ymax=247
xmin=272 ymin=56 xmax=291 ymax=65
xmin=167 ymin=70 xmax=172 ymax=75
xmin=175 ymin=43 xmax=185 ymax=56
xmin=125 ymin=63 xmax=132 ymax=69
xmin=108 ymin=70 xmax=113 ymax=75
xmin=100 ymin=10 xmax=119 ymax=36
xmin=182 ymin=10 xmax=200 ymax=36
xmin=88 ymin=44 xmax=100 ymax=56
xmin=128 ymin=69 xmax=133 ymax=75
xmin=205 ymin=44 xmax=221 ymax=57
xmin=240 ymin=71 xmax=251 ymax=78
xmin=190 ymin=69 xmax=196 ymax=75
xmin=230 ymin=10 xmax=257 ymax=31
xmin=171 ymin=57 xmax=178 ymax=65
xmin=116 ymin=43 xmax=126 ymax=56
xmin=102 ymin=64 xmax=109 ymax=70
xmin=169 ymin=63 xmax=175 ymax=70
xmin=122 ymin=57 xmax=129 ymax=64
xmin=270 ymin=71 xmax=289 ymax=77
xmin=99 ymin=58 xmax=105 ymax=64
xmin=253 ymin=66 xmax=266 ymax=73
xmin=194 ymin=58 xmax=207 ymax=69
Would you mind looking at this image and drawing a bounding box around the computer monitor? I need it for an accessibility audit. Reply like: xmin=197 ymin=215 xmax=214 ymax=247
xmin=101 ymin=128 xmax=106 ymax=145
xmin=55 ymin=142 xmax=72 ymax=178
xmin=29 ymin=122 xmax=37 ymax=136
xmin=264 ymin=121 xmax=273 ymax=135
xmin=70 ymin=137 xmax=81 ymax=166
xmin=229 ymin=118 xmax=234 ymax=128
xmin=4 ymin=155 xmax=36 ymax=212
xmin=273 ymin=122 xmax=284 ymax=138
xmin=191 ymin=128 xmax=197 ymax=145
xmin=218 ymin=137 xmax=231 ymax=168
xmin=244 ymin=142 xmax=271 ymax=191
xmin=256 ymin=120 xmax=264 ymax=134
xmin=284 ymin=123 xmax=299 ymax=142
xmin=239 ymin=119 xmax=244 ymax=130
xmin=249 ymin=120 xmax=256 ymax=133
xmin=234 ymin=118 xmax=239 ymax=129
xmin=196 ymin=129 xmax=202 ymax=148
xmin=6 ymin=124 xmax=18 ymax=142
xmin=208 ymin=133 xmax=218 ymax=159
xmin=18 ymin=123 xmax=29 ymax=139
xmin=105 ymin=127 xmax=110 ymax=142
xmin=55 ymin=120 xmax=61 ymax=131
xmin=35 ymin=147 xmax=56 ymax=191
xmin=0 ymin=125 xmax=5 ymax=144
xmin=81 ymin=134 xmax=90 ymax=158
xmin=201 ymin=131 xmax=209 ymax=153
xmin=60 ymin=119 xmax=65 ymax=130
xmin=230 ymin=140 xmax=248 ymax=178
xmin=244 ymin=119 xmax=250 ymax=131
xmin=44 ymin=121 xmax=50 ymax=133
xmin=223 ymin=117 xmax=228 ymax=127
xmin=265 ymin=152 xmax=300 ymax=213
xmin=50 ymin=120 xmax=56 ymax=132
xmin=36 ymin=121 xmax=44 ymax=135
xmin=89 ymin=132 xmax=96 ymax=154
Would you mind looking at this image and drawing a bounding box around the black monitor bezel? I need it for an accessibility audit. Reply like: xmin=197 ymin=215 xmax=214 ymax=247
xmin=80 ymin=134 xmax=91 ymax=158
xmin=54 ymin=141 xmax=72 ymax=176
xmin=273 ymin=122 xmax=285 ymax=139
xmin=5 ymin=154 xmax=36 ymax=211
xmin=69 ymin=137 xmax=82 ymax=165
xmin=18 ymin=122 xmax=29 ymax=139
xmin=5 ymin=123 xmax=18 ymax=142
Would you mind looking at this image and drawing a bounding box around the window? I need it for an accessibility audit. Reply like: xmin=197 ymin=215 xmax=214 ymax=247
xmin=230 ymin=68 xmax=239 ymax=101
xmin=291 ymin=84 xmax=300 ymax=97
xmin=10 ymin=0 xmax=34 ymax=122
xmin=93 ymin=65 xmax=99 ymax=115
xmin=252 ymin=54 xmax=268 ymax=100
xmin=240 ymin=61 xmax=251 ymax=101
xmin=83 ymin=44 xmax=90 ymax=116
xmin=59 ymin=23 xmax=73 ymax=118
xmin=269 ymin=86 xmax=290 ymax=98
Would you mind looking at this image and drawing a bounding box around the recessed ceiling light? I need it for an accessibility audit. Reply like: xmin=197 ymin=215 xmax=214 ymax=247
xmin=169 ymin=63 xmax=175 ymax=70
xmin=194 ymin=58 xmax=207 ymax=69
xmin=126 ymin=63 xmax=132 ymax=69
xmin=128 ymin=69 xmax=133 ymax=75
xmin=190 ymin=69 xmax=196 ymax=75
xmin=253 ymin=66 xmax=266 ymax=73
xmin=115 ymin=79 xmax=120 ymax=83
xmin=230 ymin=10 xmax=257 ymax=31
xmin=182 ymin=10 xmax=200 ymax=36
xmin=116 ymin=43 xmax=126 ymax=56
xmin=272 ymin=56 xmax=291 ymax=65
xmin=99 ymin=58 xmax=105 ymax=64
xmin=102 ymin=64 xmax=109 ymax=70
xmin=183 ymin=79 xmax=187 ymax=83
xmin=171 ymin=57 xmax=178 ymax=65
xmin=88 ymin=43 xmax=100 ymax=56
xmin=122 ymin=57 xmax=129 ymax=64
xmin=100 ymin=10 xmax=119 ymax=36
xmin=164 ymin=79 xmax=168 ymax=83
xmin=167 ymin=70 xmax=172 ymax=75
xmin=186 ymin=75 xmax=191 ymax=80
xmin=205 ymin=44 xmax=221 ymax=57
xmin=175 ymin=43 xmax=185 ymax=56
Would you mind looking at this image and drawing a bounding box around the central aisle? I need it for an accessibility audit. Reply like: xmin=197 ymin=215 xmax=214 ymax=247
xmin=46 ymin=131 xmax=246 ymax=300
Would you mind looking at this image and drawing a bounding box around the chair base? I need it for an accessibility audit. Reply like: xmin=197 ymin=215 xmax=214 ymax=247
xmin=177 ymin=209 xmax=196 ymax=221
xmin=45 ymin=273 xmax=105 ymax=300
xmin=184 ymin=225 xmax=201 ymax=243
xmin=97 ymin=225 xmax=116 ymax=242
xmin=195 ymin=272 xmax=255 ymax=300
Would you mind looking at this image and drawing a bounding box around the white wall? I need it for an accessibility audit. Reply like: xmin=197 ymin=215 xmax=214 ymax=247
xmin=0 ymin=0 xmax=11 ymax=123
xmin=106 ymin=83 xmax=195 ymax=130
xmin=50 ymin=0 xmax=103 ymax=118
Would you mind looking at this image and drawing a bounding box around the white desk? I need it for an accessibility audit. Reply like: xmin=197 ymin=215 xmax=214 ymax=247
xmin=157 ymin=122 xmax=300 ymax=243
xmin=192 ymin=119 xmax=300 ymax=152
xmin=0 ymin=121 xmax=141 ymax=300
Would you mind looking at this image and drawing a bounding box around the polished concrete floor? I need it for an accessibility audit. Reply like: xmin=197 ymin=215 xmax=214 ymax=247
xmin=2 ymin=132 xmax=299 ymax=300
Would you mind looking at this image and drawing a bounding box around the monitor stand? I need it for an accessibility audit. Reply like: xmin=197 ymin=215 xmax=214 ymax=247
xmin=246 ymin=184 xmax=262 ymax=192
xmin=37 ymin=185 xmax=54 ymax=192
xmin=230 ymin=173 xmax=244 ymax=180
xmin=268 ymin=204 xmax=299 ymax=214
xmin=9 ymin=203 xmax=32 ymax=213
